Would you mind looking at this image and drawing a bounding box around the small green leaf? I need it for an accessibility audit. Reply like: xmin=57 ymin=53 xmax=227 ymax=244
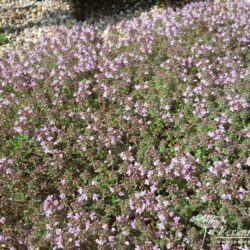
xmin=111 ymin=196 xmax=119 ymax=206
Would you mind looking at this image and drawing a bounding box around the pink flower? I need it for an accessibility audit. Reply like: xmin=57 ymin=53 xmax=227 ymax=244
xmin=95 ymin=238 xmax=105 ymax=246
xmin=222 ymin=243 xmax=231 ymax=250
xmin=0 ymin=217 xmax=6 ymax=224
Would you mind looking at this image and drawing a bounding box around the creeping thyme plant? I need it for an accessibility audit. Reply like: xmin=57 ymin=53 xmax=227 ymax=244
xmin=0 ymin=0 xmax=249 ymax=249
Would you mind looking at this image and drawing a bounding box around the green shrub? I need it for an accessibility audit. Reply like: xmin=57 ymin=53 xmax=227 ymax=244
xmin=0 ymin=32 xmax=8 ymax=45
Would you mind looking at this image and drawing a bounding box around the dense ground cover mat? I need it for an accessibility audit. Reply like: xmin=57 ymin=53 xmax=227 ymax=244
xmin=0 ymin=0 xmax=249 ymax=249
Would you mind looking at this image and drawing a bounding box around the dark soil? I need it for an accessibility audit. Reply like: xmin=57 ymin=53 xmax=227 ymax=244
xmin=69 ymin=0 xmax=203 ymax=21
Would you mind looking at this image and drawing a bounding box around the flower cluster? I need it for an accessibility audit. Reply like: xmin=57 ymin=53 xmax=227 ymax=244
xmin=0 ymin=0 xmax=249 ymax=249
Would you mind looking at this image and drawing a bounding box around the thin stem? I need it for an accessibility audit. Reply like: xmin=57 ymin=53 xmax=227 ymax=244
xmin=201 ymin=227 xmax=207 ymax=249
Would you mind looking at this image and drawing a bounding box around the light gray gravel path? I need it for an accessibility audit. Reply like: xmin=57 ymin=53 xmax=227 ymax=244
xmin=0 ymin=0 xmax=77 ymax=52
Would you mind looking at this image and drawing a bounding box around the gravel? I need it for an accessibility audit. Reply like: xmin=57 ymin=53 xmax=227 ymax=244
xmin=0 ymin=0 xmax=209 ymax=55
xmin=0 ymin=0 xmax=76 ymax=53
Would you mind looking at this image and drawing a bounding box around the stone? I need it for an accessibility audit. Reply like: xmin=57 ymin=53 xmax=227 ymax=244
xmin=31 ymin=13 xmax=36 ymax=19
xmin=19 ymin=1 xmax=35 ymax=10
xmin=31 ymin=8 xmax=38 ymax=14
xmin=36 ymin=5 xmax=42 ymax=12
xmin=65 ymin=19 xmax=73 ymax=27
